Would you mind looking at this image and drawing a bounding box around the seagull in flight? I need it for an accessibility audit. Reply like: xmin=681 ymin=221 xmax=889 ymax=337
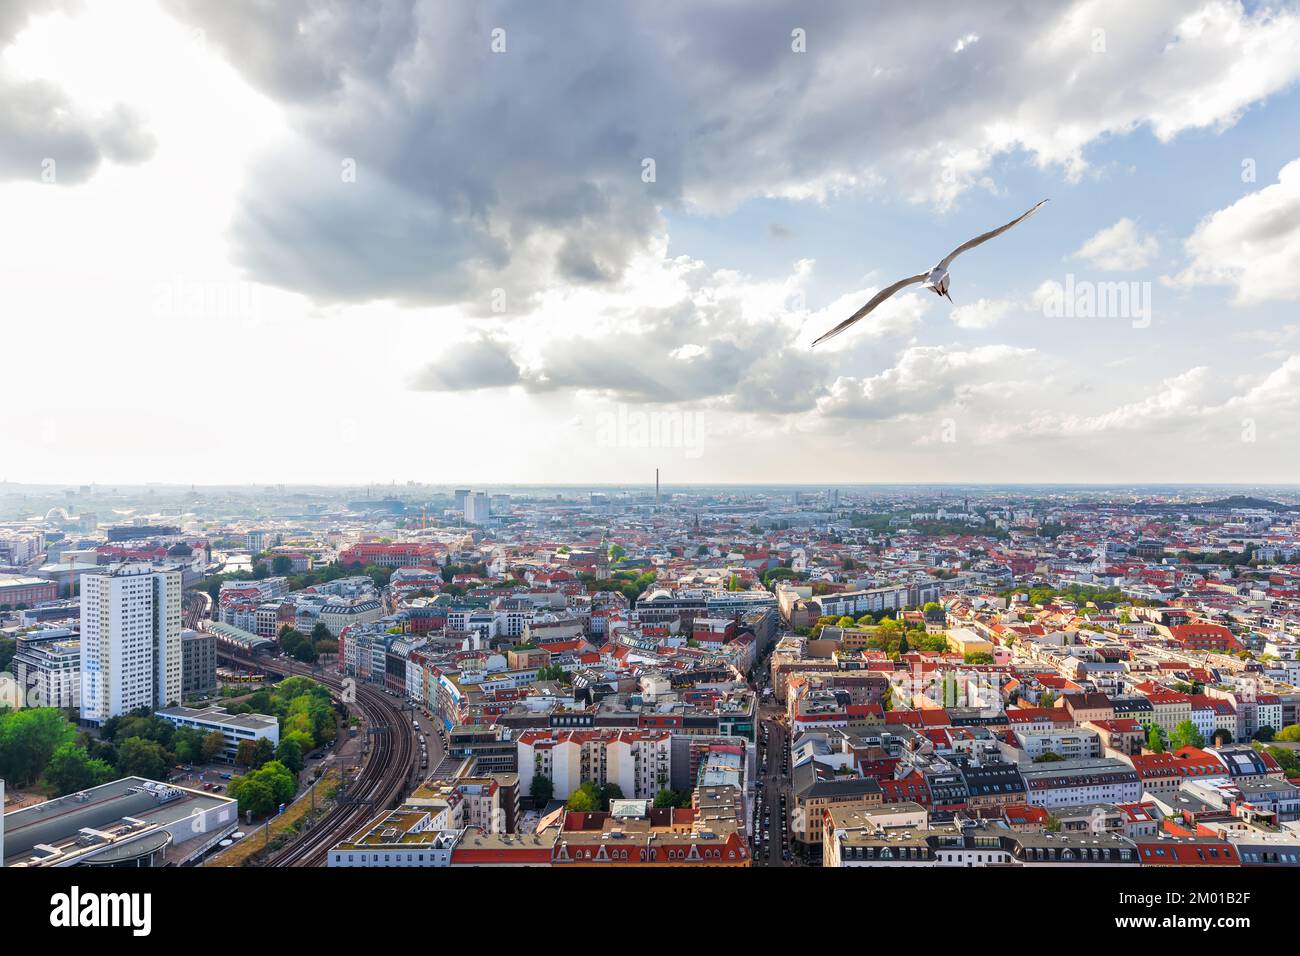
xmin=811 ymin=199 xmax=1049 ymax=347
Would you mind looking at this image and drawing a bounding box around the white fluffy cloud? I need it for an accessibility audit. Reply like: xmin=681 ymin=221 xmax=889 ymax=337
xmin=1171 ymin=157 xmax=1300 ymax=303
xmin=950 ymin=297 xmax=1014 ymax=329
xmin=817 ymin=344 xmax=1033 ymax=420
xmin=1073 ymin=218 xmax=1161 ymax=271
xmin=997 ymin=367 xmax=1212 ymax=437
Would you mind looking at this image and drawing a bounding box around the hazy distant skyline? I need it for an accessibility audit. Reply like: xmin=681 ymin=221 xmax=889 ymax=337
xmin=5 ymin=1 xmax=1300 ymax=485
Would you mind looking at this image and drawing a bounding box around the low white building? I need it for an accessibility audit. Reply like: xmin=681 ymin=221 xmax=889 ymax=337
xmin=156 ymin=704 xmax=279 ymax=761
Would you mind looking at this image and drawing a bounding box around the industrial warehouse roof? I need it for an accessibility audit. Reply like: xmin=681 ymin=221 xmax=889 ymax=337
xmin=2 ymin=776 xmax=236 ymax=867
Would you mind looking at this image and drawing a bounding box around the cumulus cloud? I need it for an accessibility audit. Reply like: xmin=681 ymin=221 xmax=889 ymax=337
xmin=817 ymin=344 xmax=1033 ymax=420
xmin=1220 ymin=354 xmax=1300 ymax=410
xmin=518 ymin=301 xmax=828 ymax=413
xmin=981 ymin=367 xmax=1216 ymax=439
xmin=161 ymin=0 xmax=1300 ymax=305
xmin=1170 ymin=157 xmax=1300 ymax=303
xmin=0 ymin=0 xmax=156 ymax=183
xmin=950 ymin=297 xmax=1013 ymax=329
xmin=405 ymin=257 xmax=838 ymax=413
xmin=1073 ymin=218 xmax=1160 ymax=271
xmin=409 ymin=335 xmax=521 ymax=391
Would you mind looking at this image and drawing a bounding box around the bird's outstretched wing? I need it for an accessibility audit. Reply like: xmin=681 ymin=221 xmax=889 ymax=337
xmin=811 ymin=273 xmax=928 ymax=347
xmin=936 ymin=198 xmax=1049 ymax=272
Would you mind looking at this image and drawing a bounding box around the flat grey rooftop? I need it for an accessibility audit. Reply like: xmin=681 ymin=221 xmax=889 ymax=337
xmin=3 ymin=776 xmax=235 ymax=866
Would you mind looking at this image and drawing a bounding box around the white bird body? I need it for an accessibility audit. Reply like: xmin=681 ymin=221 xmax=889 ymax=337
xmin=924 ymin=265 xmax=951 ymax=300
xmin=811 ymin=199 xmax=1048 ymax=347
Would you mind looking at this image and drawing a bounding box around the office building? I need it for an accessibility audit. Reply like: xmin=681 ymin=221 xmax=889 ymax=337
xmin=464 ymin=492 xmax=492 ymax=525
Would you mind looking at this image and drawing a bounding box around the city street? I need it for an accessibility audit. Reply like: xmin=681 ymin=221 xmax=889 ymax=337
xmin=751 ymin=659 xmax=794 ymax=867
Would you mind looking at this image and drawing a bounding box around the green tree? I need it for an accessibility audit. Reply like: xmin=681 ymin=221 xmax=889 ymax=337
xmin=1253 ymin=726 xmax=1276 ymax=742
xmin=282 ymin=729 xmax=314 ymax=755
xmin=271 ymin=555 xmax=293 ymax=576
xmin=251 ymin=736 xmax=276 ymax=769
xmin=172 ymin=727 xmax=204 ymax=764
xmin=43 ymin=742 xmax=115 ymax=796
xmin=201 ymin=730 xmax=226 ymax=762
xmin=599 ymin=782 xmax=625 ymax=808
xmin=530 ymin=774 xmax=554 ymax=806
xmin=275 ymin=735 xmax=305 ymax=775
xmin=228 ymin=760 xmax=296 ymax=818
xmin=116 ymin=736 xmax=170 ymax=780
xmin=1144 ymin=723 xmax=1167 ymax=754
xmin=565 ymin=787 xmax=596 ymax=812
xmin=0 ymin=708 xmax=77 ymax=786
xmin=1274 ymin=724 xmax=1300 ymax=742
xmin=229 ymin=775 xmax=275 ymax=817
xmin=1169 ymin=720 xmax=1204 ymax=750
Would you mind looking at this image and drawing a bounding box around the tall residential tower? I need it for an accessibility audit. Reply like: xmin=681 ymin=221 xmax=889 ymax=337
xmin=79 ymin=564 xmax=183 ymax=723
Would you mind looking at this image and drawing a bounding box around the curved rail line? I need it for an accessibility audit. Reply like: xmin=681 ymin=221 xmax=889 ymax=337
xmin=221 ymin=652 xmax=417 ymax=867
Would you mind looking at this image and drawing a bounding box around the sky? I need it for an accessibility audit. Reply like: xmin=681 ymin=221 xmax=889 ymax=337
xmin=4 ymin=0 xmax=1300 ymax=487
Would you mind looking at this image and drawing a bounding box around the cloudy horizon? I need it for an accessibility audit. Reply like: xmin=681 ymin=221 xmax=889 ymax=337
xmin=5 ymin=0 xmax=1300 ymax=486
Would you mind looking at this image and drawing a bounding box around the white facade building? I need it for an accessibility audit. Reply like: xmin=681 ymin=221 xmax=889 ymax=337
xmin=79 ymin=564 xmax=183 ymax=723
xmin=516 ymin=729 xmax=672 ymax=800
xmin=12 ymin=628 xmax=81 ymax=709
xmin=156 ymin=704 xmax=279 ymax=760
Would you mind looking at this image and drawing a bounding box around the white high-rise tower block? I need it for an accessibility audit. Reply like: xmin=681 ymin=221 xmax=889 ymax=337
xmin=80 ymin=564 xmax=183 ymax=723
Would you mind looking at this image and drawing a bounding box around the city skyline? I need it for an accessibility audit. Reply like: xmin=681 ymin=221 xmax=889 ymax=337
xmin=4 ymin=0 xmax=1300 ymax=484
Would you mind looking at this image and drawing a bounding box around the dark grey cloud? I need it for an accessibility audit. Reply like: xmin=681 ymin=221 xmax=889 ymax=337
xmin=0 ymin=1 xmax=156 ymax=184
xmin=165 ymin=0 xmax=1291 ymax=308
xmin=158 ymin=0 xmax=1300 ymax=347
xmin=409 ymin=335 xmax=521 ymax=391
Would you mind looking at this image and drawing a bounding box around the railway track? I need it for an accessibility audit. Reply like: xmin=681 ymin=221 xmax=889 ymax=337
xmin=220 ymin=652 xmax=418 ymax=867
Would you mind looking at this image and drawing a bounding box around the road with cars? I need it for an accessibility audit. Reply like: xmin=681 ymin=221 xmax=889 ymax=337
xmin=751 ymin=660 xmax=794 ymax=867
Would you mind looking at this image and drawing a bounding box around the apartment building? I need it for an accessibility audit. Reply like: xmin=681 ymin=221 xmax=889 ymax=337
xmin=11 ymin=627 xmax=80 ymax=708
xmin=79 ymin=564 xmax=183 ymax=723
xmin=1019 ymin=758 xmax=1142 ymax=808
xmin=516 ymin=729 xmax=673 ymax=800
